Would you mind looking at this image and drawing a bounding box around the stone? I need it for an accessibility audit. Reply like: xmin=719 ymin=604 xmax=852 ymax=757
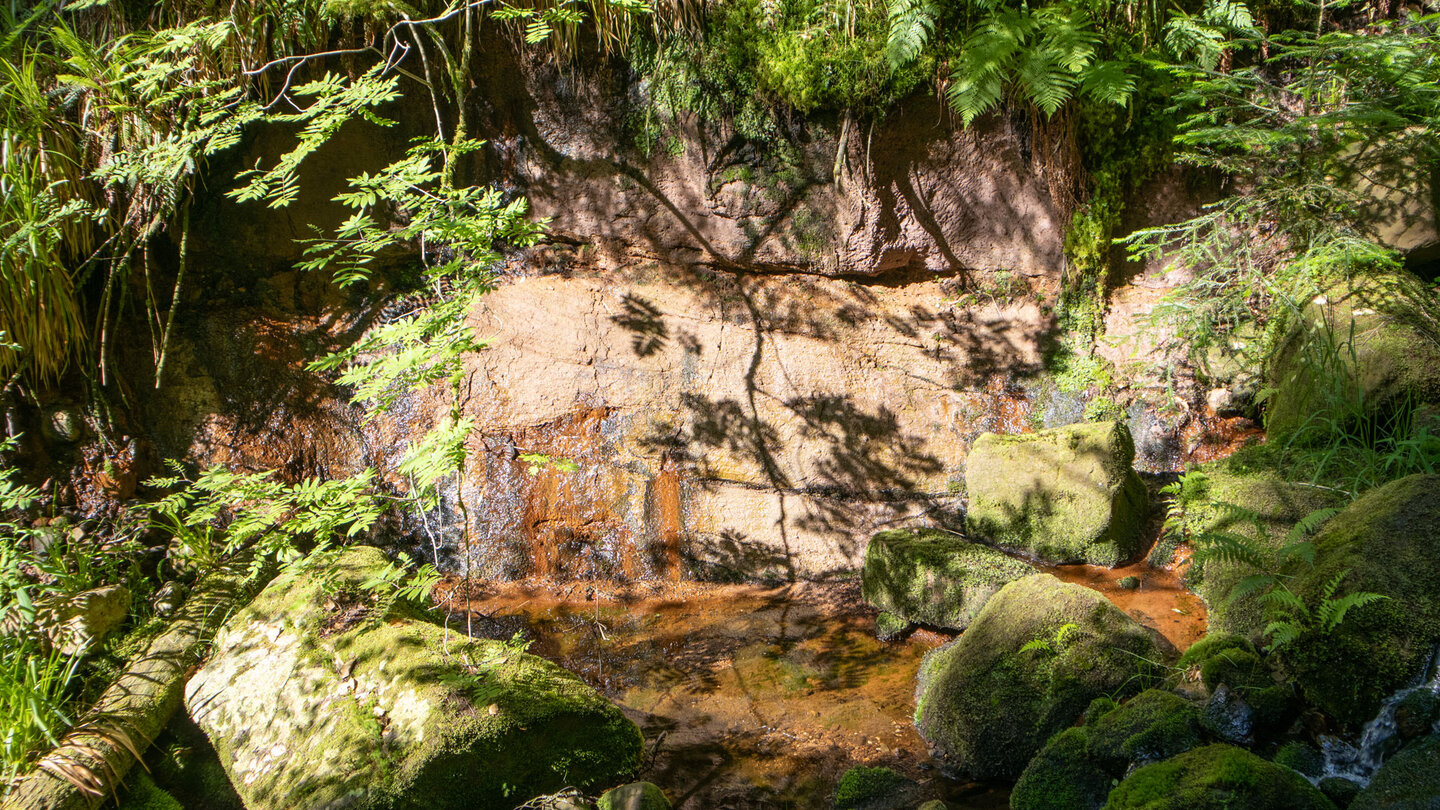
xmin=117 ymin=770 xmax=183 ymax=810
xmin=597 ymin=782 xmax=671 ymax=810
xmin=832 ymin=766 xmax=919 ymax=810
xmin=1104 ymin=744 xmax=1337 ymax=809
xmin=1202 ymin=685 xmax=1255 ymax=746
xmin=1 ymin=585 xmax=132 ymax=656
xmin=859 ymin=529 xmax=1032 ymax=633
xmin=184 ymin=546 xmax=643 ymax=810
xmin=42 ymin=405 xmax=85 ymax=444
xmin=1012 ymin=690 xmax=1205 ymax=810
xmin=1393 ymin=690 xmax=1440 ymax=743
xmin=1318 ymin=778 xmax=1363 ymax=809
xmin=1266 ymin=271 xmax=1440 ymax=440
xmin=1206 ymin=388 xmax=1235 ymax=416
xmin=1282 ymin=475 xmax=1440 ymax=725
xmin=1274 ymin=742 xmax=1325 ymax=779
xmin=1351 ymin=734 xmax=1440 ymax=810
xmin=913 ymin=574 xmax=1174 ymax=780
xmin=964 ymin=421 xmax=1148 ymax=566
xmin=1118 ymin=575 xmax=1140 ymax=590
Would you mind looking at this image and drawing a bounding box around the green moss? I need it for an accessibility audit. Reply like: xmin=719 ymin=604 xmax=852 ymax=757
xmin=1014 ymin=690 xmax=1204 ymax=810
xmin=1274 ymin=742 xmax=1324 ymax=778
xmin=874 ymin=610 xmax=910 ymax=641
xmin=1181 ymin=448 xmax=1346 ymax=637
xmin=194 ymin=547 xmax=643 ymax=810
xmin=1283 ymin=475 xmax=1440 ymax=726
xmin=860 ymin=529 xmax=1032 ymax=631
xmin=965 ymin=421 xmax=1149 ymax=566
xmin=1011 ymin=727 xmax=1115 ymax=810
xmin=833 ymin=766 xmax=912 ymax=810
xmin=914 ymin=574 xmax=1173 ymax=780
xmin=597 ymin=782 xmax=671 ymax=810
xmin=118 ymin=770 xmax=183 ymax=810
xmin=1177 ymin=634 xmax=1256 ymax=673
xmin=1350 ymin=735 xmax=1440 ymax=810
xmin=1104 ymin=744 xmax=1338 ymax=810
xmin=1318 ymin=777 xmax=1363 ymax=809
xmin=1198 ymin=649 xmax=1271 ymax=695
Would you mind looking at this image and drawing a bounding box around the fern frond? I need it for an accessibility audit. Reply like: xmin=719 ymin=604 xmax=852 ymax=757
xmin=1263 ymin=620 xmax=1302 ymax=647
xmin=1318 ymin=591 xmax=1389 ymax=631
xmin=884 ymin=0 xmax=937 ymax=71
xmin=1284 ymin=507 xmax=1341 ymax=546
xmin=1229 ymin=573 xmax=1277 ymax=602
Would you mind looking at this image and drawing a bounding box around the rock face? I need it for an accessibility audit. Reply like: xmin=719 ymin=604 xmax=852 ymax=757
xmin=1104 ymin=744 xmax=1337 ymax=810
xmin=184 ymin=546 xmax=643 ymax=810
xmin=1012 ymin=689 xmax=1206 ymax=810
xmin=1282 ymin=475 xmax=1440 ymax=726
xmin=913 ymin=573 xmax=1173 ymax=780
xmin=1266 ymin=270 xmax=1440 ymax=439
xmin=1352 ymin=734 xmax=1440 ymax=810
xmin=964 ymin=421 xmax=1148 ymax=566
xmin=860 ymin=528 xmax=1031 ymax=632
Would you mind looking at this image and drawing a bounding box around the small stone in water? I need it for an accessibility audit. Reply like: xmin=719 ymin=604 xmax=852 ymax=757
xmin=1118 ymin=576 xmax=1140 ymax=590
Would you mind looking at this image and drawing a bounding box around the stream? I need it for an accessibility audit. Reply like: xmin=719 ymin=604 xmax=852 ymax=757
xmin=440 ymin=555 xmax=1209 ymax=809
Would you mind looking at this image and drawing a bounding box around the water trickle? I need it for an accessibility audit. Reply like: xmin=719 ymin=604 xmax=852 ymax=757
xmin=1318 ymin=646 xmax=1440 ymax=788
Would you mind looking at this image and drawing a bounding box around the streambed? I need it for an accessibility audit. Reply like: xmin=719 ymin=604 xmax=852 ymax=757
xmin=440 ymin=561 xmax=1206 ymax=809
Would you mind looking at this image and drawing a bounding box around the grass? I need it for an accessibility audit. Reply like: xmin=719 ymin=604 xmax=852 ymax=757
xmin=0 ymin=635 xmax=84 ymax=789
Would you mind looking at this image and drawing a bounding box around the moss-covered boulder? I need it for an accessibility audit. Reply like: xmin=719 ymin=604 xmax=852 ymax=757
xmin=118 ymin=771 xmax=183 ymax=810
xmin=832 ymin=766 xmax=919 ymax=810
xmin=597 ymin=782 xmax=672 ymax=810
xmin=964 ymin=421 xmax=1148 ymax=566
xmin=1351 ymin=734 xmax=1440 ymax=810
xmin=1012 ymin=690 xmax=1206 ymax=810
xmin=859 ymin=529 xmax=1032 ymax=633
xmin=913 ymin=574 xmax=1173 ymax=780
xmin=184 ymin=546 xmax=643 ymax=810
xmin=1281 ymin=475 xmax=1440 ymax=725
xmin=1104 ymin=744 xmax=1338 ymax=810
xmin=1180 ymin=449 xmax=1347 ymax=636
xmin=1266 ymin=271 xmax=1440 ymax=440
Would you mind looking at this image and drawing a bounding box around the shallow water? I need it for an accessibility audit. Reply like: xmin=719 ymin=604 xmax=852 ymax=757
xmin=444 ymin=562 xmax=1201 ymax=809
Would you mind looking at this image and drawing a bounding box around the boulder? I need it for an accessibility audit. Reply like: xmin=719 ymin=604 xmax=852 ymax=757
xmin=1266 ymin=271 xmax=1440 ymax=440
xmin=184 ymin=546 xmax=643 ymax=810
xmin=913 ymin=574 xmax=1173 ymax=780
xmin=1178 ymin=449 xmax=1346 ymax=636
xmin=964 ymin=421 xmax=1148 ymax=566
xmin=1350 ymin=734 xmax=1440 ymax=810
xmin=859 ymin=529 xmax=1032 ymax=633
xmin=117 ymin=770 xmax=183 ymax=810
xmin=597 ymin=782 xmax=672 ymax=810
xmin=1103 ymin=744 xmax=1338 ymax=809
xmin=1012 ymin=689 xmax=1206 ymax=810
xmin=832 ymin=766 xmax=919 ymax=810
xmin=1282 ymin=475 xmax=1440 ymax=725
xmin=1 ymin=585 xmax=132 ymax=655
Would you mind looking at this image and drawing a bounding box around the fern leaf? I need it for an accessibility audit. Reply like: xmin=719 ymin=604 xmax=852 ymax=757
xmin=1284 ymin=507 xmax=1341 ymax=546
xmin=1263 ymin=620 xmax=1302 ymax=648
xmin=1229 ymin=573 xmax=1276 ymax=602
xmin=1080 ymin=60 xmax=1136 ymax=106
xmin=1320 ymin=591 xmax=1389 ymax=631
xmin=884 ymin=0 xmax=937 ymax=71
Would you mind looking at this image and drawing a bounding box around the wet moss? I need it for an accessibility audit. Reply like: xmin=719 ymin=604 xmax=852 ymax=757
xmin=1284 ymin=475 xmax=1440 ymax=725
xmin=1350 ymin=734 xmax=1440 ymax=810
xmin=1013 ymin=690 xmax=1206 ymax=810
xmin=965 ymin=421 xmax=1149 ymax=567
xmin=1274 ymin=742 xmax=1324 ymax=778
xmin=860 ymin=529 xmax=1032 ymax=632
xmin=597 ymin=781 xmax=671 ymax=810
xmin=1318 ymin=777 xmax=1363 ymax=809
xmin=1104 ymin=744 xmax=1338 ymax=810
xmin=833 ymin=766 xmax=913 ymax=810
xmin=914 ymin=574 xmax=1173 ymax=780
xmin=118 ymin=771 xmax=183 ymax=810
xmin=874 ymin=610 xmax=910 ymax=641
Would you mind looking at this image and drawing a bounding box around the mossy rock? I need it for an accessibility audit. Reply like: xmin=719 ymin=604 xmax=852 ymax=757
xmin=832 ymin=765 xmax=917 ymax=810
xmin=1393 ymin=690 xmax=1440 ymax=742
xmin=1013 ymin=690 xmax=1206 ymax=810
xmin=118 ymin=771 xmax=183 ymax=810
xmin=1266 ymin=271 xmax=1440 ymax=440
xmin=185 ymin=546 xmax=643 ymax=810
xmin=913 ymin=574 xmax=1173 ymax=780
xmin=1351 ymin=734 xmax=1440 ymax=810
xmin=1274 ymin=742 xmax=1325 ymax=779
xmin=1282 ymin=475 xmax=1440 ymax=725
xmin=597 ymin=781 xmax=672 ymax=810
xmin=965 ymin=421 xmax=1149 ymax=566
xmin=1320 ymin=777 xmax=1364 ymax=809
xmin=1012 ymin=689 xmax=1204 ymax=810
xmin=1180 ymin=449 xmax=1346 ymax=637
xmin=1104 ymin=744 xmax=1338 ymax=810
xmin=860 ymin=529 xmax=1032 ymax=632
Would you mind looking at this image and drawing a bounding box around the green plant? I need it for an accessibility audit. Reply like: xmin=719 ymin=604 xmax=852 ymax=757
xmin=0 ymin=634 xmax=85 ymax=790
xmin=1021 ymin=622 xmax=1083 ymax=655
xmin=1190 ymin=504 xmax=1387 ymax=649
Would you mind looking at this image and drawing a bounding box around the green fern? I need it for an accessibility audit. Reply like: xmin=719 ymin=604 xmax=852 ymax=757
xmin=884 ymin=0 xmax=937 ymax=71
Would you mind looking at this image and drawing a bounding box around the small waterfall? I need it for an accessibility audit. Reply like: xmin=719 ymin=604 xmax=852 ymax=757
xmin=1318 ymin=645 xmax=1440 ymax=788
